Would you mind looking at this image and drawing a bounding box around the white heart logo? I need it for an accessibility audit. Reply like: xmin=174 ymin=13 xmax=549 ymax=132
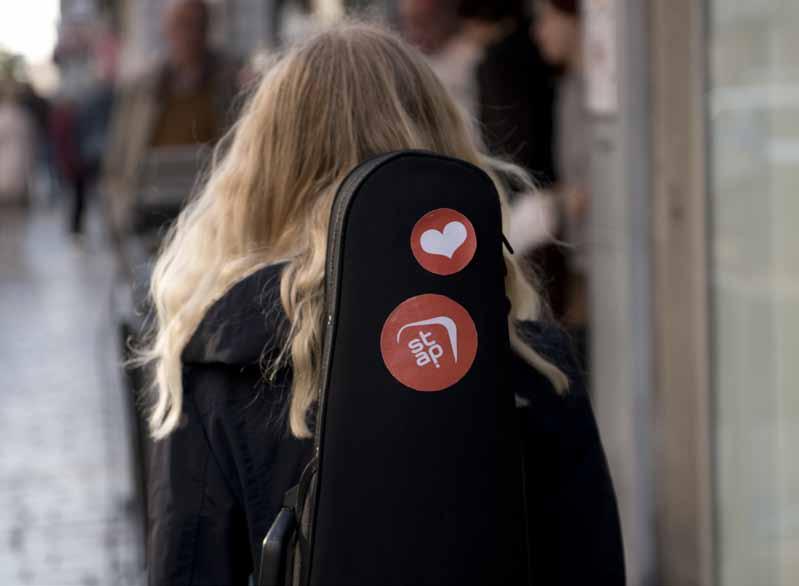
xmin=420 ymin=221 xmax=468 ymax=259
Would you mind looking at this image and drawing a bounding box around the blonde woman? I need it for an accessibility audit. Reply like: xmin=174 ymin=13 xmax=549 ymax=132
xmin=144 ymin=23 xmax=624 ymax=586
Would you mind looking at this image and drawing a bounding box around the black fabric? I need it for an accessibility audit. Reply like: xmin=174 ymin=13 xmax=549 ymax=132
xmin=147 ymin=158 xmax=624 ymax=586
xmin=477 ymin=20 xmax=568 ymax=319
xmin=147 ymin=264 xmax=313 ymax=586
xmin=516 ymin=323 xmax=625 ymax=584
xmin=476 ymin=20 xmax=557 ymax=189
xmin=474 ymin=23 xmax=571 ymax=318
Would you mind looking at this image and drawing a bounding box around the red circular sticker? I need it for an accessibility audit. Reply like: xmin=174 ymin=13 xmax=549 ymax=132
xmin=380 ymin=294 xmax=478 ymax=392
xmin=411 ymin=208 xmax=477 ymax=276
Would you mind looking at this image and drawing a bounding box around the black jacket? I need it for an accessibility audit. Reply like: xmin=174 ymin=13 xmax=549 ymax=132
xmin=476 ymin=20 xmax=557 ymax=188
xmin=147 ymin=263 xmax=625 ymax=585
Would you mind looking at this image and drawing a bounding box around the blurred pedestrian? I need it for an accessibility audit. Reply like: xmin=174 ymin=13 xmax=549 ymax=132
xmin=52 ymin=19 xmax=117 ymax=237
xmin=398 ymin=0 xmax=481 ymax=118
xmin=18 ymin=81 xmax=54 ymax=205
xmin=461 ymin=0 xmax=557 ymax=185
xmin=532 ymin=0 xmax=589 ymax=364
xmin=49 ymin=96 xmax=85 ymax=234
xmin=0 ymin=79 xmax=36 ymax=204
xmin=103 ymin=0 xmax=241 ymax=246
xmin=17 ymin=81 xmax=51 ymax=161
xmin=140 ymin=24 xmax=623 ymax=586
xmin=457 ymin=0 xmax=569 ymax=324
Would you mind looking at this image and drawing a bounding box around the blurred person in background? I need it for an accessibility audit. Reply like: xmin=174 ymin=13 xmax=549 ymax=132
xmin=49 ymin=82 xmax=84 ymax=234
xmin=0 ymin=77 xmax=36 ymax=205
xmin=400 ymin=0 xmax=564 ymax=295
xmin=77 ymin=20 xmax=119 ymax=226
xmin=103 ymin=0 xmax=240 ymax=250
xmin=51 ymin=21 xmax=116 ymax=239
xmin=458 ymin=0 xmax=570 ymax=326
xmin=15 ymin=74 xmax=53 ymax=201
xmin=398 ymin=0 xmax=481 ymax=118
xmin=51 ymin=26 xmax=85 ymax=235
xmin=460 ymin=0 xmax=556 ymax=186
xmin=532 ymin=0 xmax=589 ymax=367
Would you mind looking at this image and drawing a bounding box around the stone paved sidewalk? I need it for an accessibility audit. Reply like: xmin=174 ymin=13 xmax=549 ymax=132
xmin=1 ymin=206 xmax=143 ymax=586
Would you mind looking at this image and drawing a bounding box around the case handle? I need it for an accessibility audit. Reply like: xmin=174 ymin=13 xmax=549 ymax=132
xmin=258 ymin=506 xmax=297 ymax=586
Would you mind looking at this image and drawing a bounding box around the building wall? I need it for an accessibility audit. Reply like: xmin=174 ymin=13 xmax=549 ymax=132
xmin=708 ymin=1 xmax=799 ymax=584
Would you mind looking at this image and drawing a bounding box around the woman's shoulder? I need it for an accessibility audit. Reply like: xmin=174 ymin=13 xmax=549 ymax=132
xmin=518 ymin=321 xmax=585 ymax=384
xmin=514 ymin=322 xmax=604 ymax=465
xmin=512 ymin=321 xmax=590 ymax=414
xmin=181 ymin=262 xmax=288 ymax=367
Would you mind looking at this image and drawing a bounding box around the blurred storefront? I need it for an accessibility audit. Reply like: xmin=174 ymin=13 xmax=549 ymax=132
xmin=707 ymin=2 xmax=798 ymax=584
xmin=592 ymin=1 xmax=799 ymax=585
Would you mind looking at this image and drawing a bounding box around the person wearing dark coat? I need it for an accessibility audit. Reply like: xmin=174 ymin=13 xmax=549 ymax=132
xmin=142 ymin=24 xmax=624 ymax=585
xmin=459 ymin=0 xmax=570 ymax=323
xmin=147 ymin=265 xmax=625 ymax=585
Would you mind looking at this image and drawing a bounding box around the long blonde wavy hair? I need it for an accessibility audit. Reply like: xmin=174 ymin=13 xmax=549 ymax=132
xmin=144 ymin=23 xmax=568 ymax=440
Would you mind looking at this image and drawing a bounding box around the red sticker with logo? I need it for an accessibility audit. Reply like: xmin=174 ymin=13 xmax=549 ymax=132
xmin=411 ymin=208 xmax=477 ymax=275
xmin=380 ymin=294 xmax=478 ymax=392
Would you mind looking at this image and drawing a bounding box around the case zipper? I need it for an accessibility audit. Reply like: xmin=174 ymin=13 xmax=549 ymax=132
xmin=301 ymin=152 xmax=399 ymax=585
xmin=313 ymin=152 xmax=399 ymax=456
